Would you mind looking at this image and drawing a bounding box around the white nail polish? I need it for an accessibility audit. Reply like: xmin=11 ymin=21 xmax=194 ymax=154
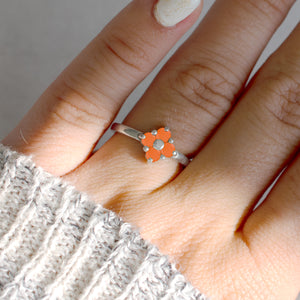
xmin=154 ymin=0 xmax=201 ymax=27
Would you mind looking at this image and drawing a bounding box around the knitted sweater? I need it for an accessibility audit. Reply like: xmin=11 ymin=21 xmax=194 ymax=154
xmin=0 ymin=144 xmax=208 ymax=300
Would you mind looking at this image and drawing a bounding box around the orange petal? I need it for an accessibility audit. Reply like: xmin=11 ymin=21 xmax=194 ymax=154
xmin=146 ymin=147 xmax=161 ymax=162
xmin=161 ymin=143 xmax=175 ymax=158
xmin=141 ymin=132 xmax=155 ymax=147
xmin=156 ymin=128 xmax=171 ymax=143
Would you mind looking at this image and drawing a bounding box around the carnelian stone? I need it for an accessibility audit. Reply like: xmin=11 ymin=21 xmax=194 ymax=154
xmin=146 ymin=148 xmax=161 ymax=162
xmin=161 ymin=143 xmax=175 ymax=158
xmin=156 ymin=128 xmax=171 ymax=143
xmin=141 ymin=132 xmax=155 ymax=147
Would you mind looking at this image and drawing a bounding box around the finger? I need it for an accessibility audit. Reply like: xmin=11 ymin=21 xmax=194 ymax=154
xmin=242 ymin=152 xmax=300 ymax=299
xmin=181 ymin=22 xmax=300 ymax=228
xmin=90 ymin=0 xmax=296 ymax=189
xmin=123 ymin=0 xmax=295 ymax=154
xmin=2 ymin=0 xmax=202 ymax=176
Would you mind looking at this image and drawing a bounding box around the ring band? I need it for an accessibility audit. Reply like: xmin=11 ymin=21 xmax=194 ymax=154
xmin=111 ymin=123 xmax=190 ymax=166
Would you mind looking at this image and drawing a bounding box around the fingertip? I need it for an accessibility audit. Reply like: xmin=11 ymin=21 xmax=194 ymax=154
xmin=153 ymin=0 xmax=203 ymax=28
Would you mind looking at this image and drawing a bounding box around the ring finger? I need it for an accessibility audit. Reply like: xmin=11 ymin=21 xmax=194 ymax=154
xmin=77 ymin=0 xmax=296 ymax=201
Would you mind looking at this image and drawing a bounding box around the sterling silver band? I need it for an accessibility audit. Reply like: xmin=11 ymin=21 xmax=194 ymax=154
xmin=111 ymin=123 xmax=190 ymax=166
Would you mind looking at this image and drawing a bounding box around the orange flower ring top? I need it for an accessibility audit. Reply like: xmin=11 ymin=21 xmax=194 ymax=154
xmin=111 ymin=123 xmax=190 ymax=166
xmin=139 ymin=127 xmax=175 ymax=163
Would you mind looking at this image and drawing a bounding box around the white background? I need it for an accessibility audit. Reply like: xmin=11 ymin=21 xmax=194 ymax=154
xmin=0 ymin=0 xmax=299 ymax=297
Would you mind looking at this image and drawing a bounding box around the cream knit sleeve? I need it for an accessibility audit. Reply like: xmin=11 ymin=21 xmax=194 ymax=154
xmin=0 ymin=144 xmax=208 ymax=300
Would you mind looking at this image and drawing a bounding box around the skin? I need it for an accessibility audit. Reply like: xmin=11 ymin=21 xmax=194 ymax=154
xmin=2 ymin=0 xmax=300 ymax=298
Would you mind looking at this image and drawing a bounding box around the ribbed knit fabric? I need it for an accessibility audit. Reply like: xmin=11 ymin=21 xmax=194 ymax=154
xmin=0 ymin=144 xmax=208 ymax=300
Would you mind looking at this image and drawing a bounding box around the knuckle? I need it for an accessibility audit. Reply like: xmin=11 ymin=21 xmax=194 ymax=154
xmin=262 ymin=0 xmax=291 ymax=15
xmin=50 ymin=77 xmax=101 ymax=131
xmin=170 ymin=62 xmax=236 ymax=119
xmin=246 ymin=0 xmax=290 ymax=17
xmin=261 ymin=70 xmax=300 ymax=131
xmin=101 ymin=33 xmax=153 ymax=75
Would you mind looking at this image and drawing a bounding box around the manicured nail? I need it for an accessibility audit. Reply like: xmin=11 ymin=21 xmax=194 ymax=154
xmin=154 ymin=0 xmax=201 ymax=27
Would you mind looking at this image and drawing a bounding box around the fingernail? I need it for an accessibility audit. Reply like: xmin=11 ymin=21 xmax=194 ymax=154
xmin=154 ymin=0 xmax=201 ymax=27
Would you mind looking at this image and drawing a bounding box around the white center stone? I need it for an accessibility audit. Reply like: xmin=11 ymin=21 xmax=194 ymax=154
xmin=153 ymin=139 xmax=165 ymax=151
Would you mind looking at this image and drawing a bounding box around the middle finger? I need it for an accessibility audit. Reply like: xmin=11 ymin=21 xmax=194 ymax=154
xmin=102 ymin=0 xmax=295 ymax=187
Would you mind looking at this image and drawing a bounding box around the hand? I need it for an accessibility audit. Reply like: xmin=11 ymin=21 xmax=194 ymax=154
xmin=2 ymin=0 xmax=300 ymax=298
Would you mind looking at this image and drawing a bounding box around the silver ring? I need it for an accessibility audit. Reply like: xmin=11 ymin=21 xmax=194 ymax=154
xmin=111 ymin=123 xmax=191 ymax=167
